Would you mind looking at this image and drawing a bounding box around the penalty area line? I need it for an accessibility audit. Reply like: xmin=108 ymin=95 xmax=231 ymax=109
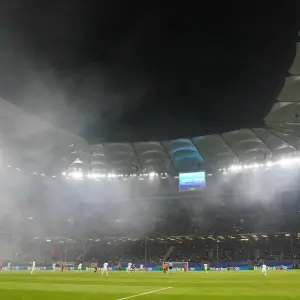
xmin=116 ymin=287 xmax=172 ymax=300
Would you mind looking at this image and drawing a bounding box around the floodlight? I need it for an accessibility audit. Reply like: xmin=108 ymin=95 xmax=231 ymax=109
xmin=69 ymin=171 xmax=84 ymax=180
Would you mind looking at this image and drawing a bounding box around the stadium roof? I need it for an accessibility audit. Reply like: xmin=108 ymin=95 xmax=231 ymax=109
xmin=265 ymin=35 xmax=300 ymax=137
xmin=0 ymin=97 xmax=86 ymax=174
xmin=1 ymin=37 xmax=300 ymax=177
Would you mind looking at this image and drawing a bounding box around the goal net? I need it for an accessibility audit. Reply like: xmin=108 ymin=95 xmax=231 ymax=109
xmin=163 ymin=262 xmax=189 ymax=271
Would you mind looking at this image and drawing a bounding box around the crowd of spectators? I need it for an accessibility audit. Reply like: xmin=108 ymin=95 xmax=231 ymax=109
xmin=1 ymin=233 xmax=300 ymax=266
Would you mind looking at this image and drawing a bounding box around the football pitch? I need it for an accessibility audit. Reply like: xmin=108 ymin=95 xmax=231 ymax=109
xmin=0 ymin=270 xmax=299 ymax=299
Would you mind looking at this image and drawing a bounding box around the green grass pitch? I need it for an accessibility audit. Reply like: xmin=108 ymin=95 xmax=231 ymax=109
xmin=0 ymin=270 xmax=299 ymax=299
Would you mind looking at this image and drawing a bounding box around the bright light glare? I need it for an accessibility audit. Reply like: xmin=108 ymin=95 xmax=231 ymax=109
xmin=69 ymin=171 xmax=84 ymax=180
xmin=275 ymin=157 xmax=300 ymax=167
xmin=149 ymin=171 xmax=157 ymax=178
xmin=107 ymin=173 xmax=116 ymax=178
xmin=229 ymin=165 xmax=242 ymax=172
xmin=225 ymin=156 xmax=300 ymax=175
xmin=266 ymin=161 xmax=273 ymax=168
xmin=87 ymin=173 xmax=101 ymax=179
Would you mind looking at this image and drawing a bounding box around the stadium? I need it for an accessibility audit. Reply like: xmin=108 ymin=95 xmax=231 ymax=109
xmin=1 ymin=27 xmax=300 ymax=300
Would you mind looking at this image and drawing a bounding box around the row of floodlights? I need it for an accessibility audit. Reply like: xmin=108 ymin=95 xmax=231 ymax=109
xmin=9 ymin=157 xmax=300 ymax=179
xmin=7 ymin=164 xmax=168 ymax=179
xmin=63 ymin=157 xmax=300 ymax=180
xmin=220 ymin=157 xmax=300 ymax=174
xmin=62 ymin=171 xmax=168 ymax=180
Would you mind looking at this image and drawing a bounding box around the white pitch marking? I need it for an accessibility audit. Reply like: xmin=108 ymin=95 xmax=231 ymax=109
xmin=116 ymin=287 xmax=172 ymax=300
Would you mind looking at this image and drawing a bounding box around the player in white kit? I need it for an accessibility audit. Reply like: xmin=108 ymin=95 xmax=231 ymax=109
xmin=77 ymin=262 xmax=83 ymax=272
xmin=204 ymin=263 xmax=208 ymax=273
xmin=7 ymin=262 xmax=11 ymax=271
xmin=52 ymin=263 xmax=56 ymax=272
xmin=102 ymin=262 xmax=108 ymax=276
xmin=126 ymin=263 xmax=132 ymax=274
xmin=261 ymin=263 xmax=267 ymax=276
xmin=168 ymin=262 xmax=173 ymax=273
xmin=139 ymin=264 xmax=144 ymax=271
xmin=31 ymin=260 xmax=36 ymax=274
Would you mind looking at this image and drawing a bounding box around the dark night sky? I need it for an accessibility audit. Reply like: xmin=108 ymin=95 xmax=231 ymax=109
xmin=0 ymin=0 xmax=299 ymax=142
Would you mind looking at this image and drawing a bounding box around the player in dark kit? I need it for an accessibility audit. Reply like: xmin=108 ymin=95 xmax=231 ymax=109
xmin=94 ymin=263 xmax=98 ymax=273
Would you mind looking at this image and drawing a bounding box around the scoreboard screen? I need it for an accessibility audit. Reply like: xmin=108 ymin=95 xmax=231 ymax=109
xmin=179 ymin=172 xmax=206 ymax=192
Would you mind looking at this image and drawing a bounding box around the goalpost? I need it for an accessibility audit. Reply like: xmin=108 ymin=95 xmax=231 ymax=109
xmin=163 ymin=262 xmax=189 ymax=271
